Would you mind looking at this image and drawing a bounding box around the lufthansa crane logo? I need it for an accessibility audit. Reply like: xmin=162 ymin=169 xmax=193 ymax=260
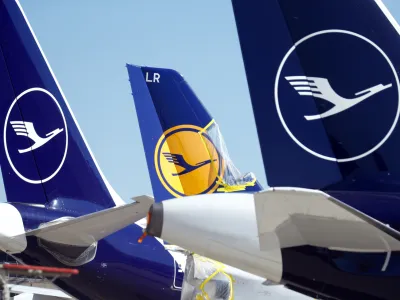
xmin=154 ymin=125 xmax=224 ymax=197
xmin=4 ymin=88 xmax=68 ymax=184
xmin=285 ymin=76 xmax=392 ymax=121
xmin=10 ymin=121 xmax=64 ymax=153
xmin=275 ymin=30 xmax=400 ymax=163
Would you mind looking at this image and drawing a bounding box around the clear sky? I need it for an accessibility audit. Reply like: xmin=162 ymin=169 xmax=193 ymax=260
xmin=0 ymin=1 xmax=399 ymax=203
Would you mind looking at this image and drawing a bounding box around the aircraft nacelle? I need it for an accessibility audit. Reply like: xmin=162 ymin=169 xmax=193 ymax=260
xmin=146 ymin=192 xmax=284 ymax=282
xmin=0 ymin=203 xmax=27 ymax=254
xmin=145 ymin=188 xmax=400 ymax=286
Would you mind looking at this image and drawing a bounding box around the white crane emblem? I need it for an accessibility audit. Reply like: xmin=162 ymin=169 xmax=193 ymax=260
xmin=10 ymin=121 xmax=64 ymax=154
xmin=286 ymin=76 xmax=392 ymax=120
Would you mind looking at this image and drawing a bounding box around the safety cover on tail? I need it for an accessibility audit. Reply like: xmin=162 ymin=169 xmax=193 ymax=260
xmin=0 ymin=0 xmax=122 ymax=208
xmin=231 ymin=0 xmax=400 ymax=192
xmin=127 ymin=65 xmax=262 ymax=201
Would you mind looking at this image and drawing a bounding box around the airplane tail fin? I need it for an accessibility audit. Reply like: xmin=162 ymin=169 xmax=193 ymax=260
xmin=231 ymin=0 xmax=400 ymax=192
xmin=0 ymin=0 xmax=123 ymax=209
xmin=127 ymin=65 xmax=262 ymax=201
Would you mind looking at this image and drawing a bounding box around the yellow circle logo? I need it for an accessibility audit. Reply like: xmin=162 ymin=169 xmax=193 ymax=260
xmin=154 ymin=125 xmax=224 ymax=197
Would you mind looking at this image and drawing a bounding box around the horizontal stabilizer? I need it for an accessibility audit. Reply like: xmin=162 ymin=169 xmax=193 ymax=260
xmin=26 ymin=195 xmax=154 ymax=246
xmin=255 ymin=188 xmax=400 ymax=252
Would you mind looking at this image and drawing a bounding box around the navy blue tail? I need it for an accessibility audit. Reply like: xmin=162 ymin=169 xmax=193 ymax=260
xmin=0 ymin=0 xmax=123 ymax=209
xmin=127 ymin=65 xmax=262 ymax=202
xmin=232 ymin=0 xmax=400 ymax=192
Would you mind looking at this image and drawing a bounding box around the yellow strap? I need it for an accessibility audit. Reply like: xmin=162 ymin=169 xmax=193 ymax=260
xmin=216 ymin=178 xmax=256 ymax=193
xmin=198 ymin=120 xmax=256 ymax=194
xmin=200 ymin=119 xmax=215 ymax=133
xmin=193 ymin=253 xmax=235 ymax=300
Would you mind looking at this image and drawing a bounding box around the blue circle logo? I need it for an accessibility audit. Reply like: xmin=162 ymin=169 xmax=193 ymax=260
xmin=4 ymin=88 xmax=68 ymax=184
xmin=275 ymin=30 xmax=399 ymax=162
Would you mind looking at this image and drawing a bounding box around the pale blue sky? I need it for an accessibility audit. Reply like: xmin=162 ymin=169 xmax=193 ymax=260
xmin=1 ymin=1 xmax=399 ymax=203
xmin=15 ymin=1 xmax=265 ymax=202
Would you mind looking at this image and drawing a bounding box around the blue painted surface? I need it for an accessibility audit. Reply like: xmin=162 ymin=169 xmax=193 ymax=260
xmin=0 ymin=0 xmax=116 ymax=209
xmin=11 ymin=203 xmax=181 ymax=300
xmin=232 ymin=0 xmax=400 ymax=299
xmin=0 ymin=1 xmax=182 ymax=299
xmin=128 ymin=65 xmax=263 ymax=201
xmin=232 ymin=0 xmax=400 ymax=203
